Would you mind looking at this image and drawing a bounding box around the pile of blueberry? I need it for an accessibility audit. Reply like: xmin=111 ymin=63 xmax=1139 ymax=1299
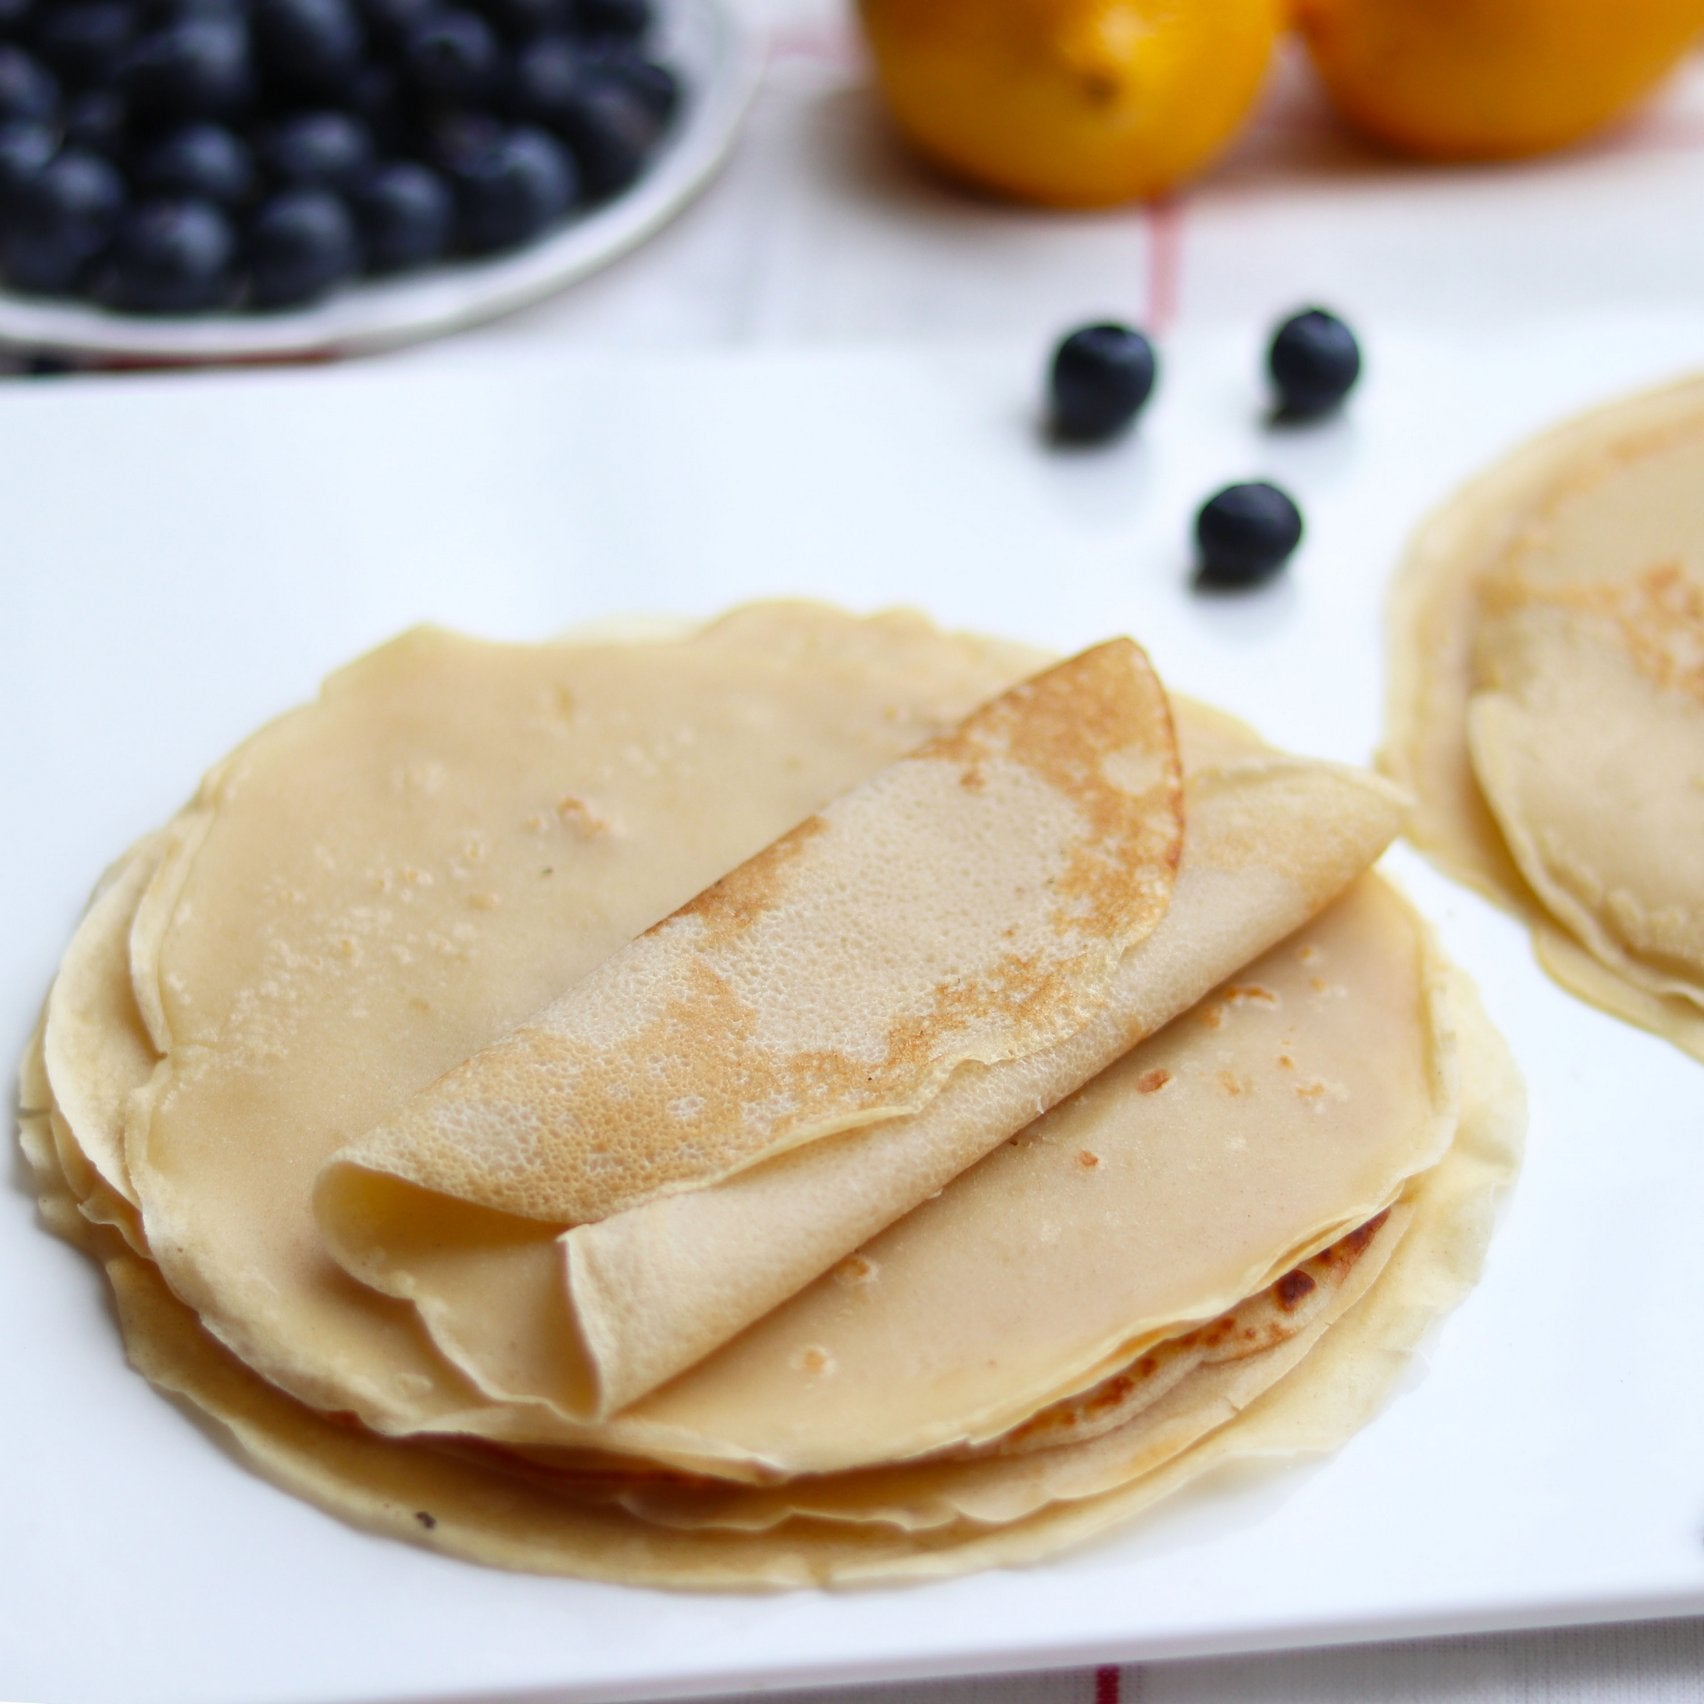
xmin=0 ymin=0 xmax=681 ymax=316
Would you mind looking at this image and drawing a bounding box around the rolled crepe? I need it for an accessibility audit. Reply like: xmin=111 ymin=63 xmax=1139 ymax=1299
xmin=317 ymin=640 xmax=1186 ymax=1415
xmin=318 ymin=753 xmax=1412 ymax=1455
xmin=561 ymin=870 xmax=1453 ymax=1479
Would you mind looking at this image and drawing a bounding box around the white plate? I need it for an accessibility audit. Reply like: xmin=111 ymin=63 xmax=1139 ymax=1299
xmin=0 ymin=0 xmax=758 ymax=362
xmin=4 ymin=326 xmax=1703 ymax=1704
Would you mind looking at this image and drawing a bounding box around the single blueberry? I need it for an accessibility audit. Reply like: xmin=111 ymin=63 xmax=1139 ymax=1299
xmin=570 ymin=0 xmax=650 ymax=42
xmin=137 ymin=122 xmax=257 ymax=205
xmin=1268 ymin=307 xmax=1361 ymax=419
xmin=1 ymin=147 xmax=124 ymax=292
xmin=1194 ymin=482 xmax=1304 ymax=589
xmin=1048 ymin=323 xmax=1158 ymax=443
xmin=354 ymin=158 xmax=451 ymax=272
xmin=558 ymin=76 xmax=655 ymax=196
xmin=260 ymin=109 xmax=375 ymax=189
xmin=0 ymin=115 xmax=55 ymax=201
xmin=403 ymin=11 xmax=502 ymax=103
xmin=246 ymin=185 xmax=360 ymax=305
xmin=0 ymin=43 xmax=56 ymax=124
xmin=101 ymin=196 xmax=236 ymax=311
xmin=124 ymin=16 xmax=253 ymax=120
xmin=510 ymin=33 xmax=576 ymax=120
xmin=63 ymin=90 xmax=128 ymax=153
xmin=449 ymin=122 xmax=573 ymax=253
xmin=33 ymin=4 xmax=137 ymax=87
xmin=581 ymin=42 xmax=678 ymax=125
xmin=253 ymin=0 xmax=365 ymax=96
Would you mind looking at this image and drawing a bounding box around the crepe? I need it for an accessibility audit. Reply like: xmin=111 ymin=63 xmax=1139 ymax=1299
xmin=21 ymin=601 xmax=1520 ymax=1587
xmin=105 ymin=611 xmax=1407 ymax=1456
xmin=1385 ymin=376 xmax=1704 ymax=1059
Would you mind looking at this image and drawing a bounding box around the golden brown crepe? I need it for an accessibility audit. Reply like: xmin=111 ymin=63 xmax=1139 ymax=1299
xmin=1385 ymin=376 xmax=1704 ymax=1059
xmin=20 ymin=602 xmax=1521 ymax=1588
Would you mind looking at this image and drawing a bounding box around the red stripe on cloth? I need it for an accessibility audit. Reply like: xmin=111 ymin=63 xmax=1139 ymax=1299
xmin=1094 ymin=1664 xmax=1121 ymax=1704
xmin=1144 ymin=197 xmax=1186 ymax=336
xmin=767 ymin=23 xmax=862 ymax=66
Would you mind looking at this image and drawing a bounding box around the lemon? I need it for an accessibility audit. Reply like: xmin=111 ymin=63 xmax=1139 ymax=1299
xmin=856 ymin=0 xmax=1284 ymax=209
xmin=1294 ymin=0 xmax=1704 ymax=161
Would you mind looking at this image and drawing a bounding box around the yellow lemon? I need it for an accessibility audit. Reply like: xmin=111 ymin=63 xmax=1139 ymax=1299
xmin=1293 ymin=0 xmax=1704 ymax=161
xmin=856 ymin=0 xmax=1285 ymax=209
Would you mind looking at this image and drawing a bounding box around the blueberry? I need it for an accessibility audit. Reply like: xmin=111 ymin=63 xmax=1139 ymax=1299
xmin=33 ymin=4 xmax=137 ymax=87
xmin=449 ymin=123 xmax=573 ymax=253
xmin=571 ymin=0 xmax=650 ymax=42
xmin=1 ymin=148 xmax=124 ymax=292
xmin=1268 ymin=307 xmax=1361 ymax=419
xmin=354 ymin=158 xmax=451 ymax=272
xmin=137 ymin=122 xmax=256 ymax=205
xmin=253 ymin=0 xmax=365 ymax=96
xmin=63 ymin=90 xmax=128 ymax=154
xmin=0 ymin=115 xmax=55 ymax=201
xmin=246 ymin=186 xmax=360 ymax=305
xmin=0 ymin=0 xmax=35 ymax=37
xmin=1048 ymin=322 xmax=1158 ymax=443
xmin=101 ymin=196 xmax=236 ymax=311
xmin=124 ymin=16 xmax=253 ymax=120
xmin=561 ymin=80 xmax=656 ymax=195
xmin=0 ymin=43 xmax=56 ymax=124
xmin=403 ymin=11 xmax=502 ymax=103
xmin=1194 ymin=482 xmax=1304 ymax=589
xmin=581 ymin=42 xmax=678 ymax=124
xmin=260 ymin=110 xmax=375 ymax=189
xmin=510 ymin=35 xmax=575 ymax=119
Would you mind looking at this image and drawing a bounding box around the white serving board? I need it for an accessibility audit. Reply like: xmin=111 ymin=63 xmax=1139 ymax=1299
xmin=3 ymin=320 xmax=1702 ymax=1704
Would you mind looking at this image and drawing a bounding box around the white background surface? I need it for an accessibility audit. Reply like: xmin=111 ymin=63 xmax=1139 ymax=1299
xmin=5 ymin=322 xmax=1704 ymax=1704
xmin=7 ymin=2 xmax=1704 ymax=1700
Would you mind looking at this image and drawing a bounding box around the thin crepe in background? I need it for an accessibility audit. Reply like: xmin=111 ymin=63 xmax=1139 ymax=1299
xmin=1384 ymin=376 xmax=1704 ymax=1060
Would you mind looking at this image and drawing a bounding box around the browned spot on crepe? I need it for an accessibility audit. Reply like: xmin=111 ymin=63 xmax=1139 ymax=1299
xmin=321 ymin=641 xmax=1183 ymax=1229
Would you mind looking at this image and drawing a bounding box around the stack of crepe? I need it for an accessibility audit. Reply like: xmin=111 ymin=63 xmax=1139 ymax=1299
xmin=20 ymin=602 xmax=1521 ymax=1588
xmin=1385 ymin=376 xmax=1704 ymax=1061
